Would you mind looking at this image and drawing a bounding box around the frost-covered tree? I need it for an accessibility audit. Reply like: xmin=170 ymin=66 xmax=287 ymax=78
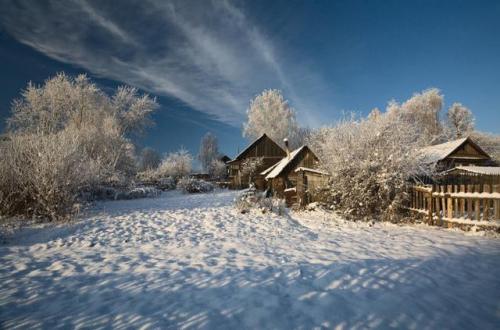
xmin=368 ymin=108 xmax=382 ymax=121
xmin=157 ymin=148 xmax=193 ymax=178
xmin=139 ymin=147 xmax=161 ymax=171
xmin=447 ymin=103 xmax=474 ymax=138
xmin=309 ymin=111 xmax=434 ymax=221
xmin=110 ymin=86 xmax=157 ymax=137
xmin=469 ymin=131 xmax=500 ymax=163
xmin=198 ymin=132 xmax=219 ymax=174
xmin=0 ymin=73 xmax=158 ymax=220
xmin=240 ymin=157 xmax=264 ymax=186
xmin=386 ymin=88 xmax=445 ymax=143
xmin=208 ymin=159 xmax=227 ymax=179
xmin=243 ymin=89 xmax=305 ymax=148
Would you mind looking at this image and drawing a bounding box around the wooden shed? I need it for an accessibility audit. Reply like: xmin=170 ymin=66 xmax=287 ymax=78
xmin=227 ymin=134 xmax=286 ymax=189
xmin=419 ymin=137 xmax=493 ymax=172
xmin=262 ymin=145 xmax=327 ymax=205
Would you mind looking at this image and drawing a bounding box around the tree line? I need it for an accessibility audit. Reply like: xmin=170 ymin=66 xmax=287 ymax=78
xmin=1 ymin=73 xmax=498 ymax=221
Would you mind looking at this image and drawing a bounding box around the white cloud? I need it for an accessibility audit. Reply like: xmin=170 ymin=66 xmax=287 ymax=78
xmin=0 ymin=0 xmax=328 ymax=127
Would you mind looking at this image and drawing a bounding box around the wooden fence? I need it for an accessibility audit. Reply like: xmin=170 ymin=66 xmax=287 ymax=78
xmin=409 ymin=183 xmax=500 ymax=228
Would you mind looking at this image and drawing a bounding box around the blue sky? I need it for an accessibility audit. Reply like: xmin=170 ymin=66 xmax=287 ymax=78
xmin=0 ymin=0 xmax=499 ymax=160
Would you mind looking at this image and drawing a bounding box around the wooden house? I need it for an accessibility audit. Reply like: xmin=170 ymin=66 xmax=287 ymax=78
xmin=227 ymin=134 xmax=286 ymax=189
xmin=419 ymin=137 xmax=493 ymax=172
xmin=262 ymin=144 xmax=328 ymax=206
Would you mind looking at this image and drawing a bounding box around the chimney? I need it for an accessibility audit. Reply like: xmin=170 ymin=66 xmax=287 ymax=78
xmin=283 ymin=138 xmax=290 ymax=159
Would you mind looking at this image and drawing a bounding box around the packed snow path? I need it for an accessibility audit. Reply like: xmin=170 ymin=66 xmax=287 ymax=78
xmin=1 ymin=191 xmax=499 ymax=329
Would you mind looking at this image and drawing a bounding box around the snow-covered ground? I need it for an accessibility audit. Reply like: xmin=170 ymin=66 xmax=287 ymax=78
xmin=1 ymin=190 xmax=499 ymax=329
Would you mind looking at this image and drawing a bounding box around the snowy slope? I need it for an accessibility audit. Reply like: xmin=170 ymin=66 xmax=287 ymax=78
xmin=1 ymin=190 xmax=500 ymax=329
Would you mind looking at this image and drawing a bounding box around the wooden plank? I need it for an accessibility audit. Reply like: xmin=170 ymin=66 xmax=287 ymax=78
xmin=467 ymin=184 xmax=473 ymax=219
xmin=459 ymin=184 xmax=465 ymax=216
xmin=453 ymin=185 xmax=458 ymax=218
xmin=441 ymin=185 xmax=446 ymax=221
xmin=475 ymin=199 xmax=481 ymax=221
xmin=496 ymin=184 xmax=500 ymax=220
xmin=427 ymin=193 xmax=433 ymax=224
xmin=435 ymin=190 xmax=441 ymax=225
xmin=467 ymin=198 xmax=473 ymax=220
xmin=414 ymin=186 xmax=433 ymax=193
xmin=447 ymin=185 xmax=453 ymax=219
xmin=484 ymin=184 xmax=490 ymax=220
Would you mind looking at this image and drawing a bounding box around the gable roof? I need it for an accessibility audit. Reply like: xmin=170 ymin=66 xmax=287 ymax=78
xmin=264 ymin=146 xmax=317 ymax=179
xmin=419 ymin=137 xmax=490 ymax=164
xmin=228 ymin=134 xmax=285 ymax=163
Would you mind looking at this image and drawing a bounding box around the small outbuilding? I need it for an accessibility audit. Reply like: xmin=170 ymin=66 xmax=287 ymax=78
xmin=419 ymin=137 xmax=494 ymax=172
xmin=262 ymin=145 xmax=328 ymax=206
xmin=227 ymin=134 xmax=286 ymax=189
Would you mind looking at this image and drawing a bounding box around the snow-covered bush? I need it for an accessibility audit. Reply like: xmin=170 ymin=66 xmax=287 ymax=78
xmin=177 ymin=177 xmax=215 ymax=194
xmin=0 ymin=131 xmax=101 ymax=220
xmin=0 ymin=73 xmax=157 ymax=220
xmin=309 ymin=110 xmax=434 ymax=221
xmin=234 ymin=187 xmax=286 ymax=215
xmin=88 ymin=186 xmax=161 ymax=201
xmin=116 ymin=187 xmax=161 ymax=200
xmin=240 ymin=157 xmax=264 ymax=186
xmin=136 ymin=170 xmax=177 ymax=191
xmin=156 ymin=148 xmax=193 ymax=178
xmin=157 ymin=177 xmax=177 ymax=191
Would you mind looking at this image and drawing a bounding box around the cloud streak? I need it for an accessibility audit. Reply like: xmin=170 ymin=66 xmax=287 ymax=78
xmin=0 ymin=0 xmax=326 ymax=126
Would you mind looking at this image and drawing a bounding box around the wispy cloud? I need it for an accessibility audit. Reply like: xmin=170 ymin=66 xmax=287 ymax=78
xmin=0 ymin=0 xmax=327 ymax=126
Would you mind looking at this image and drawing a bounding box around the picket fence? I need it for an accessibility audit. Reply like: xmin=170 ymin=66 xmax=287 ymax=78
xmin=409 ymin=183 xmax=500 ymax=228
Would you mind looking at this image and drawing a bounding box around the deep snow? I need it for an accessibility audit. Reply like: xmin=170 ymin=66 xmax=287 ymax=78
xmin=1 ymin=190 xmax=499 ymax=329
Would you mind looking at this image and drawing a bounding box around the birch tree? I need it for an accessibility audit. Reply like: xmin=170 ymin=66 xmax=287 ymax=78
xmin=198 ymin=132 xmax=219 ymax=174
xmin=447 ymin=103 xmax=474 ymax=138
xmin=243 ymin=89 xmax=305 ymax=148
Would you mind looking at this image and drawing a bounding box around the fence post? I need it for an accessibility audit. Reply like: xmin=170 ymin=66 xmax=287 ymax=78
xmin=441 ymin=185 xmax=446 ymax=223
xmin=467 ymin=184 xmax=473 ymax=220
xmin=459 ymin=184 xmax=465 ymax=217
xmin=495 ymin=184 xmax=500 ymax=220
xmin=427 ymin=189 xmax=433 ymax=224
xmin=447 ymin=185 xmax=453 ymax=219
xmin=484 ymin=184 xmax=491 ymax=221
xmin=434 ymin=185 xmax=441 ymax=225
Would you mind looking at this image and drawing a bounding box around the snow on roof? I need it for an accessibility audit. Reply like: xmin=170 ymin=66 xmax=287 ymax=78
xmin=418 ymin=137 xmax=468 ymax=163
xmin=260 ymin=162 xmax=279 ymax=176
xmin=265 ymin=146 xmax=307 ymax=180
xmin=446 ymin=166 xmax=500 ymax=176
xmin=294 ymin=167 xmax=330 ymax=176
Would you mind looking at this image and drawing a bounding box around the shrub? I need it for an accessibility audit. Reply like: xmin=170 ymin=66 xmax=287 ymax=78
xmin=309 ymin=112 xmax=433 ymax=221
xmin=234 ymin=187 xmax=286 ymax=215
xmin=156 ymin=148 xmax=193 ymax=178
xmin=177 ymin=177 xmax=215 ymax=194
xmin=136 ymin=170 xmax=177 ymax=191
xmin=0 ymin=73 xmax=158 ymax=220
xmin=0 ymin=131 xmax=101 ymax=220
